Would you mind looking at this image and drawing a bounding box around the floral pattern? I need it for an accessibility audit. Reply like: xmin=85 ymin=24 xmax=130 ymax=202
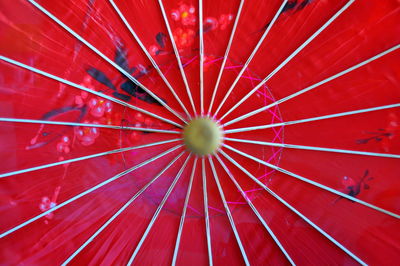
xmin=149 ymin=3 xmax=234 ymax=50
xmin=173 ymin=28 xmax=196 ymax=49
xmin=356 ymin=112 xmax=399 ymax=152
xmin=171 ymin=4 xmax=196 ymax=25
xmin=336 ymin=170 xmax=374 ymax=201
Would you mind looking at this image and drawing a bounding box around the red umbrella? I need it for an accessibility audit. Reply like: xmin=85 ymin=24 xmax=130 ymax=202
xmin=0 ymin=0 xmax=399 ymax=264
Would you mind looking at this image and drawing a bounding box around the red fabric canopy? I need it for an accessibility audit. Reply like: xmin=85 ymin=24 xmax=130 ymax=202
xmin=0 ymin=0 xmax=399 ymax=265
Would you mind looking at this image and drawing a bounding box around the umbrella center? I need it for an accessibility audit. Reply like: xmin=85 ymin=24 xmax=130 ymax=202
xmin=183 ymin=117 xmax=223 ymax=156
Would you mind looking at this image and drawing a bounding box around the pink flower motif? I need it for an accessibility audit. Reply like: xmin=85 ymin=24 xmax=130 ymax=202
xmin=171 ymin=4 xmax=196 ymax=26
xmin=130 ymin=131 xmax=141 ymax=142
xmin=134 ymin=112 xmax=145 ymax=123
xmin=82 ymin=75 xmax=94 ymax=88
xmin=39 ymin=197 xmax=56 ymax=219
xmin=341 ymin=176 xmax=356 ymax=188
xmin=149 ymin=44 xmax=159 ymax=56
xmin=219 ymin=14 xmax=233 ymax=30
xmin=173 ymin=27 xmax=195 ymax=49
xmin=56 ymin=135 xmax=71 ymax=154
xmin=75 ymin=91 xmax=89 ymax=107
xmin=75 ymin=121 xmax=100 ymax=146
xmin=88 ymin=98 xmax=112 ymax=118
xmin=144 ymin=117 xmax=154 ymax=127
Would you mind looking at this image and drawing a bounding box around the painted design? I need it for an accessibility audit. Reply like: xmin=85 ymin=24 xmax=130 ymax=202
xmin=337 ymin=170 xmax=374 ymax=201
xmin=262 ymin=0 xmax=312 ymax=30
xmin=356 ymin=113 xmax=399 ymax=152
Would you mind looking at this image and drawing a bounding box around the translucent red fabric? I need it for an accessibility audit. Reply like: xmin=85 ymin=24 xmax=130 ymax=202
xmin=0 ymin=0 xmax=399 ymax=265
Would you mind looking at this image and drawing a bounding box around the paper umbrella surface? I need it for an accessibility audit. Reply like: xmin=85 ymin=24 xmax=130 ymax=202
xmin=0 ymin=0 xmax=399 ymax=265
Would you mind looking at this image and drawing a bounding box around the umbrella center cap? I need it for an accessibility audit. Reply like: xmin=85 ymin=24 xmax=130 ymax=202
xmin=183 ymin=118 xmax=223 ymax=156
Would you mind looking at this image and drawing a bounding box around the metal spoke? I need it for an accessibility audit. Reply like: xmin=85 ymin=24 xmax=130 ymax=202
xmin=172 ymin=157 xmax=198 ymax=266
xmin=0 ymin=118 xmax=181 ymax=134
xmin=0 ymin=55 xmax=183 ymax=128
xmin=157 ymin=0 xmax=197 ymax=115
xmin=213 ymin=0 xmax=288 ymax=117
xmin=224 ymin=103 xmax=400 ymax=134
xmin=0 ymin=144 xmax=183 ymax=239
xmin=208 ymin=156 xmax=250 ymax=266
xmin=108 ymin=0 xmax=192 ymax=119
xmin=126 ymin=153 xmax=192 ymax=265
xmin=223 ymin=144 xmax=400 ymax=219
xmin=207 ymin=0 xmax=245 ymax=115
xmin=199 ymin=0 xmax=204 ymax=115
xmin=219 ymin=149 xmax=367 ymax=266
xmin=224 ymin=44 xmax=400 ymax=126
xmin=27 ymin=0 xmax=187 ymax=124
xmin=225 ymin=137 xmax=400 ymax=159
xmin=62 ymin=151 xmax=186 ymax=265
xmin=0 ymin=139 xmax=181 ymax=179
xmin=202 ymin=157 xmax=213 ymax=266
xmin=214 ymin=153 xmax=295 ymax=266
xmin=219 ymin=0 xmax=356 ymax=121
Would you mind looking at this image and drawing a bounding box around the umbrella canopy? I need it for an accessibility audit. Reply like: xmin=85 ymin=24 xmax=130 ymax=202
xmin=0 ymin=0 xmax=399 ymax=265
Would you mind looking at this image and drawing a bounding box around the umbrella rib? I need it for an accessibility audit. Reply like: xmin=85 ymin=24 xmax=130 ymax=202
xmin=207 ymin=0 xmax=245 ymax=115
xmin=0 ymin=138 xmax=181 ymax=179
xmin=172 ymin=157 xmax=198 ymax=266
xmin=223 ymin=143 xmax=400 ymax=219
xmin=26 ymin=0 xmax=187 ymax=124
xmin=0 ymin=144 xmax=183 ymax=239
xmin=224 ymin=44 xmax=400 ymax=126
xmin=62 ymin=151 xmax=186 ymax=266
xmin=214 ymin=153 xmax=295 ymax=266
xmin=0 ymin=118 xmax=181 ymax=134
xmin=157 ymin=0 xmax=197 ymax=116
xmin=218 ymin=149 xmax=367 ymax=266
xmin=126 ymin=153 xmax=192 ymax=265
xmin=108 ymin=0 xmax=192 ymax=119
xmin=224 ymin=103 xmax=400 ymax=134
xmin=225 ymin=137 xmax=400 ymax=159
xmin=199 ymin=0 xmax=204 ymax=115
xmin=208 ymin=156 xmax=250 ymax=266
xmin=213 ymin=0 xmax=288 ymax=117
xmin=0 ymin=55 xmax=183 ymax=128
xmin=219 ymin=0 xmax=356 ymax=121
xmin=202 ymin=157 xmax=213 ymax=266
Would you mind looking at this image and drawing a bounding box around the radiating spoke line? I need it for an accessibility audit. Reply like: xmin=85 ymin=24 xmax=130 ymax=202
xmin=157 ymin=0 xmax=197 ymax=116
xmin=27 ymin=0 xmax=187 ymax=124
xmin=62 ymin=151 xmax=186 ymax=266
xmin=223 ymin=144 xmax=400 ymax=219
xmin=199 ymin=0 xmax=204 ymax=115
xmin=0 ymin=118 xmax=181 ymax=134
xmin=126 ymin=153 xmax=192 ymax=265
xmin=213 ymin=0 xmax=288 ymax=117
xmin=202 ymin=157 xmax=213 ymax=266
xmin=214 ymin=153 xmax=295 ymax=265
xmin=108 ymin=0 xmax=192 ymax=119
xmin=207 ymin=0 xmax=245 ymax=115
xmin=218 ymin=149 xmax=367 ymax=266
xmin=225 ymin=137 xmax=400 ymax=159
xmin=172 ymin=157 xmax=198 ymax=266
xmin=208 ymin=156 xmax=250 ymax=266
xmin=0 ymin=139 xmax=181 ymax=179
xmin=224 ymin=44 xmax=400 ymax=126
xmin=219 ymin=0 xmax=356 ymax=121
xmin=0 ymin=144 xmax=183 ymax=239
xmin=225 ymin=103 xmax=400 ymax=134
xmin=0 ymin=55 xmax=183 ymax=128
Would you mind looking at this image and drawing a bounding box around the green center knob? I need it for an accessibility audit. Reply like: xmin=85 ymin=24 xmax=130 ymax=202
xmin=183 ymin=118 xmax=223 ymax=156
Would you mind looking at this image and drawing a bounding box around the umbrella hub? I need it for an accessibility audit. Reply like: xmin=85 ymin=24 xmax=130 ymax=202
xmin=183 ymin=117 xmax=223 ymax=156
